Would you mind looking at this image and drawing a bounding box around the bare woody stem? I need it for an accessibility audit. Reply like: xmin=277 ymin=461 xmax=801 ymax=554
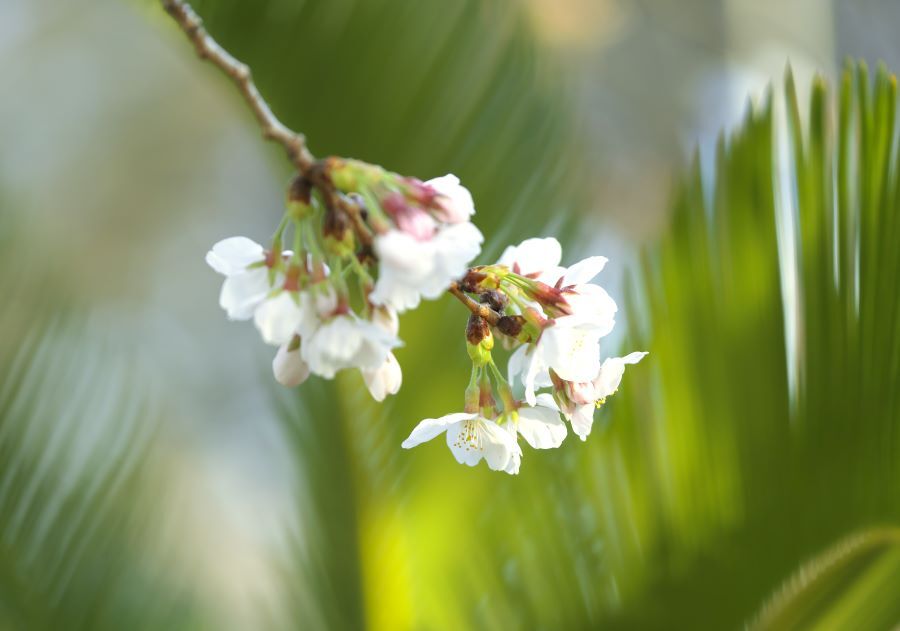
xmin=161 ymin=0 xmax=373 ymax=247
xmin=448 ymin=282 xmax=501 ymax=326
xmin=161 ymin=0 xmax=485 ymax=317
xmin=161 ymin=0 xmax=312 ymax=171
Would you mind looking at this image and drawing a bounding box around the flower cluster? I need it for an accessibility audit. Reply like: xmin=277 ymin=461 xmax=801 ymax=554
xmin=402 ymin=237 xmax=646 ymax=474
xmin=207 ymin=161 xmax=481 ymax=400
xmin=207 ymin=160 xmax=644 ymax=475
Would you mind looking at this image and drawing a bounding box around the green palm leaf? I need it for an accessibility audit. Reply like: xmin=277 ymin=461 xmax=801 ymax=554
xmin=0 ymin=215 xmax=201 ymax=630
xmin=158 ymin=1 xmax=900 ymax=626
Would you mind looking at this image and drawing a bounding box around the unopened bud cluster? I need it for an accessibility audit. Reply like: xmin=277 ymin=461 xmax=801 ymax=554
xmin=206 ymin=158 xmax=644 ymax=475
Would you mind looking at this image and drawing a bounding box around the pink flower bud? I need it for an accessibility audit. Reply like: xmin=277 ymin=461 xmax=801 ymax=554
xmin=382 ymin=192 xmax=437 ymax=241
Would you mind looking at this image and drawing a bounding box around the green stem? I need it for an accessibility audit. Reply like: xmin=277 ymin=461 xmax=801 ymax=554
xmin=348 ymin=253 xmax=373 ymax=285
xmin=488 ymin=359 xmax=517 ymax=413
xmin=271 ymin=213 xmax=290 ymax=250
xmin=291 ymin=218 xmax=306 ymax=264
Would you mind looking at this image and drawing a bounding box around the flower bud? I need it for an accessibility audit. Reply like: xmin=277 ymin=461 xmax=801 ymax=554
xmin=326 ymin=157 xmax=386 ymax=193
xmin=273 ymin=340 xmax=311 ymax=387
xmin=459 ymin=268 xmax=495 ymax=293
xmin=323 ymin=209 xmax=356 ymax=257
xmin=528 ymin=281 xmax=569 ymax=315
xmin=479 ymin=290 xmax=508 ymax=312
xmin=496 ymin=314 xmax=524 ymax=338
xmin=286 ymin=175 xmax=313 ymax=220
xmin=466 ymin=314 xmax=493 ymax=366
xmin=383 ymin=192 xmax=437 ymax=241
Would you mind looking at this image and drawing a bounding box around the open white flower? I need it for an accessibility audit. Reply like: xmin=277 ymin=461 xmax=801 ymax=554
xmin=508 ymin=394 xmax=567 ymax=449
xmin=302 ymin=313 xmax=401 ymax=379
xmin=502 ymin=239 xmax=618 ymax=403
xmin=371 ymin=222 xmax=483 ymax=312
xmin=272 ymin=342 xmax=310 ymax=387
xmin=401 ymin=412 xmax=522 ymax=474
xmin=206 ymin=236 xmax=272 ymax=320
xmin=561 ymin=351 xmax=648 ymax=440
xmin=427 ymin=174 xmax=475 ymax=224
xmin=509 ymin=321 xmax=612 ymax=405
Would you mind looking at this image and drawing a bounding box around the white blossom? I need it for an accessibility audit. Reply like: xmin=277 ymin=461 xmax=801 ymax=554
xmin=401 ymin=412 xmax=522 ymax=474
xmin=253 ymin=291 xmax=312 ymax=346
xmin=206 ymin=236 xmax=271 ymax=320
xmin=508 ymin=394 xmax=567 ymax=449
xmin=370 ymin=222 xmax=483 ymax=312
xmin=498 ymin=236 xmax=563 ymax=280
xmin=272 ymin=343 xmax=310 ymax=387
xmin=501 ymin=238 xmax=618 ymax=403
xmin=302 ymin=313 xmax=400 ymax=379
xmin=563 ymin=351 xmax=648 ymax=441
xmin=427 ymin=174 xmax=475 ymax=224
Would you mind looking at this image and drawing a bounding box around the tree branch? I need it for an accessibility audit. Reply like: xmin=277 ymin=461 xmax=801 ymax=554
xmin=161 ymin=0 xmax=314 ymax=172
xmin=161 ymin=0 xmax=375 ymax=251
xmin=448 ymin=282 xmax=501 ymax=326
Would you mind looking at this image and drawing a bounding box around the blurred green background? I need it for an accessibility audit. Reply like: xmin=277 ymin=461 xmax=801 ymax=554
xmin=3 ymin=0 xmax=900 ymax=628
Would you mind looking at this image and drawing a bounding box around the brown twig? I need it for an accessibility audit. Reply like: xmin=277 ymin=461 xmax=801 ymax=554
xmin=160 ymin=0 xmax=374 ymax=247
xmin=161 ymin=0 xmax=313 ymax=172
xmin=448 ymin=282 xmax=501 ymax=326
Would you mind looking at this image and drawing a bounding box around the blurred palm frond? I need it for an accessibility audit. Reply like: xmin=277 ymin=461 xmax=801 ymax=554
xmin=274 ymin=57 xmax=900 ymax=629
xmin=0 ymin=213 xmax=201 ymax=630
xmin=593 ymin=62 xmax=900 ymax=628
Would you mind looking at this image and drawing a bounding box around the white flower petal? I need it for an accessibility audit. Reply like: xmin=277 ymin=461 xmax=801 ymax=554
xmin=516 ymin=399 xmax=566 ymax=449
xmin=362 ymin=352 xmax=402 ymax=401
xmin=570 ymin=403 xmax=595 ymax=441
xmin=303 ymin=315 xmax=400 ymax=378
xmin=371 ymin=306 xmax=400 ymax=337
xmin=479 ymin=421 xmax=521 ymax=473
xmin=621 ymin=351 xmax=649 ymax=365
xmin=562 ymin=256 xmax=608 ymax=286
xmin=542 ymin=326 xmax=602 ymax=383
xmin=593 ymin=351 xmax=648 ymax=399
xmin=498 ymin=237 xmax=562 ymax=275
xmin=206 ymin=236 xmax=265 ymax=276
xmin=272 ymin=344 xmax=310 ymax=387
xmin=424 ymin=222 xmax=483 ymax=297
xmin=534 ymin=392 xmax=560 ymax=411
xmin=446 ymin=420 xmax=486 ymax=466
xmin=253 ymin=292 xmax=307 ymax=346
xmin=507 ymin=344 xmax=528 ymax=383
xmin=218 ymin=268 xmax=270 ymax=321
xmin=402 ymin=413 xmax=474 ymax=449
xmin=522 ymin=347 xmax=548 ymax=406
xmin=372 ymin=223 xmax=482 ymax=310
xmin=561 ymin=284 xmax=618 ymax=333
xmin=427 ymin=174 xmax=475 ymax=222
xmin=535 ymin=265 xmax=568 ymax=286
xmin=374 ymin=230 xmax=437 ymax=279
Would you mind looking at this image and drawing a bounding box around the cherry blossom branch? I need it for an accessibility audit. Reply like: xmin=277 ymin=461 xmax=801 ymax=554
xmin=161 ymin=0 xmax=495 ymax=312
xmin=161 ymin=0 xmax=374 ymax=248
xmin=161 ymin=0 xmax=312 ymax=171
